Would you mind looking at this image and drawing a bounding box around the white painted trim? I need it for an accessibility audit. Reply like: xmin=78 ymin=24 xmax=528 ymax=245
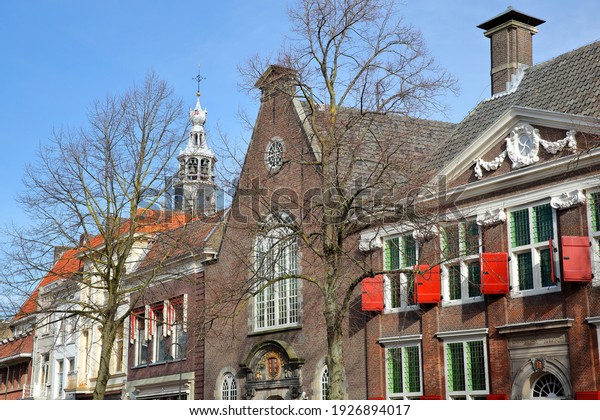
xmin=436 ymin=328 xmax=488 ymax=340
xmin=378 ymin=334 xmax=423 ymax=347
xmin=292 ymin=98 xmax=321 ymax=162
xmin=586 ymin=189 xmax=600 ymax=286
xmin=438 ymin=106 xmax=600 ymax=182
xmin=383 ymin=341 xmax=424 ymax=400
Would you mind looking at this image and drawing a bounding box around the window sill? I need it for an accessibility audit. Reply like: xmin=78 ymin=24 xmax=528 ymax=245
xmin=510 ymin=285 xmax=560 ymax=298
xmin=249 ymin=324 xmax=301 ymax=336
xmin=383 ymin=305 xmax=419 ymax=315
xmin=442 ymin=297 xmax=484 ymax=307
xmin=132 ymin=358 xmax=187 ymax=369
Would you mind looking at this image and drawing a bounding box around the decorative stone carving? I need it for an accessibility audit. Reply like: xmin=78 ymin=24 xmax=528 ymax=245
xmin=473 ymin=124 xmax=578 ymax=179
xmin=359 ymin=234 xmax=383 ymax=252
xmin=476 ymin=208 xmax=507 ymax=227
xmin=550 ymin=190 xmax=586 ymax=210
xmin=412 ymin=225 xmax=439 ymax=241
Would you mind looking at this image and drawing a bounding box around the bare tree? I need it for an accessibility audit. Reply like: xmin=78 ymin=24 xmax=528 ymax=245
xmin=1 ymin=73 xmax=190 ymax=399
xmin=234 ymin=0 xmax=457 ymax=399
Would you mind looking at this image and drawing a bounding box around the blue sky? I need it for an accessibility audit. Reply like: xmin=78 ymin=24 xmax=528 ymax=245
xmin=1 ymin=0 xmax=600 ymax=228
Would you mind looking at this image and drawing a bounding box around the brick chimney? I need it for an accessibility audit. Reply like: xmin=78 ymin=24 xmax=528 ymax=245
xmin=478 ymin=7 xmax=545 ymax=96
xmin=255 ymin=65 xmax=297 ymax=102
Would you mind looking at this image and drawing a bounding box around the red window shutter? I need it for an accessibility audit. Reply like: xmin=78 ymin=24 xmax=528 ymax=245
xmin=486 ymin=394 xmax=508 ymax=400
xmin=414 ymin=265 xmax=441 ymax=304
xmin=561 ymin=236 xmax=593 ymax=282
xmin=361 ymin=275 xmax=384 ymax=311
xmin=480 ymin=252 xmax=509 ymax=295
xmin=575 ymin=391 xmax=600 ymax=400
xmin=420 ymin=395 xmax=442 ymax=400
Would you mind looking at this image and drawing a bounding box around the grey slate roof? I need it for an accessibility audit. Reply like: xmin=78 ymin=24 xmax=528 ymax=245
xmin=427 ymin=40 xmax=600 ymax=173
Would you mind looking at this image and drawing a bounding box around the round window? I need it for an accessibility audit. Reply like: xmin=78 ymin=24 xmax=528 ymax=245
xmin=265 ymin=139 xmax=284 ymax=173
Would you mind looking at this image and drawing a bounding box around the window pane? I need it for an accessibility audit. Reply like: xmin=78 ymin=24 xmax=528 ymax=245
xmin=386 ymin=238 xmax=400 ymax=270
xmin=467 ymin=262 xmax=481 ymax=298
xmin=444 ymin=225 xmax=460 ymax=259
xmin=539 ymin=248 xmax=554 ymax=287
xmin=404 ymin=346 xmax=421 ymax=393
xmin=466 ymin=341 xmax=486 ymax=391
xmin=591 ymin=193 xmax=600 ymax=232
xmin=390 ymin=274 xmax=402 ymax=309
xmin=402 ymin=236 xmax=417 ymax=267
xmin=406 ymin=273 xmax=415 ymax=306
xmin=447 ymin=343 xmax=465 ymax=392
xmin=448 ymin=265 xmax=461 ymax=300
xmin=517 ymin=252 xmax=534 ymax=290
xmin=511 ymin=209 xmax=530 ymax=247
xmin=533 ymin=204 xmax=553 ymax=242
xmin=464 ymin=221 xmax=480 ymax=256
xmin=387 ymin=348 xmax=403 ymax=394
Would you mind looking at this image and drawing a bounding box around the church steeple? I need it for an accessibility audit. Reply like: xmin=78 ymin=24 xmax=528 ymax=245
xmin=173 ymin=70 xmax=217 ymax=215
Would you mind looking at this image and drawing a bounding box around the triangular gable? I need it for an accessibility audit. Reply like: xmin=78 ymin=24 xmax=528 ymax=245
xmin=437 ymin=106 xmax=600 ymax=185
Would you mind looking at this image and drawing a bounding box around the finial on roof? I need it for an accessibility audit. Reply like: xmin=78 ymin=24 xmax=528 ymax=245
xmin=193 ymin=65 xmax=206 ymax=97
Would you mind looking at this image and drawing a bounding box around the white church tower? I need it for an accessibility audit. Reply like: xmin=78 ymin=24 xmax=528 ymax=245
xmin=173 ymin=74 xmax=217 ymax=215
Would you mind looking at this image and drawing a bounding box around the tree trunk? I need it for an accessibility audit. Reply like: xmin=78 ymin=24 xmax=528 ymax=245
xmin=92 ymin=320 xmax=118 ymax=400
xmin=325 ymin=302 xmax=348 ymax=399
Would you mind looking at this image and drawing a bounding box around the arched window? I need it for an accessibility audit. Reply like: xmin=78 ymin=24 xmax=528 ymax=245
xmin=532 ymin=373 xmax=565 ymax=399
xmin=221 ymin=373 xmax=237 ymax=400
xmin=320 ymin=365 xmax=329 ymax=400
xmin=253 ymin=212 xmax=299 ymax=331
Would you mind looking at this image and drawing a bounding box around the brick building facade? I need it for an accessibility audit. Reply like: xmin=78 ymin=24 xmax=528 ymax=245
xmin=359 ymin=8 xmax=600 ymax=400
xmin=204 ymin=7 xmax=600 ymax=400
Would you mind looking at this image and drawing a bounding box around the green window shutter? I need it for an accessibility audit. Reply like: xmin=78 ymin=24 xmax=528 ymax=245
xmin=511 ymin=209 xmax=530 ymax=247
xmin=534 ymin=204 xmax=553 ymax=242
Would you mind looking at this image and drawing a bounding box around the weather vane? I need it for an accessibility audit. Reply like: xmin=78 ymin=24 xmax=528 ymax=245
xmin=193 ymin=65 xmax=206 ymax=96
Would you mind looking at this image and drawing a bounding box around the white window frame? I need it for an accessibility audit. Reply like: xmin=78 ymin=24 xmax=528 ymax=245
xmin=383 ymin=234 xmax=419 ymax=313
xmin=508 ymin=201 xmax=560 ymax=297
xmin=319 ymin=365 xmax=329 ymax=400
xmin=253 ymin=215 xmax=300 ymax=332
xmin=380 ymin=336 xmax=423 ymax=400
xmin=587 ymin=189 xmax=600 ymax=285
xmin=441 ymin=220 xmax=483 ymax=306
xmin=221 ymin=372 xmax=238 ymax=400
xmin=438 ymin=329 xmax=489 ymax=400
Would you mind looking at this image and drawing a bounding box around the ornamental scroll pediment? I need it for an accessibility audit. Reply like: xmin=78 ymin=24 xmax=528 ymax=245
xmin=473 ymin=123 xmax=577 ymax=179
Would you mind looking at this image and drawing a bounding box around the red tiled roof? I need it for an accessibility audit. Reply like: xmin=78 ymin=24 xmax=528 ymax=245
xmin=0 ymin=333 xmax=33 ymax=361
xmin=14 ymin=209 xmax=192 ymax=319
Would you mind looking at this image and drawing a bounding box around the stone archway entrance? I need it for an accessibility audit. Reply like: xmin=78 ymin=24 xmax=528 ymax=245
xmin=240 ymin=340 xmax=304 ymax=400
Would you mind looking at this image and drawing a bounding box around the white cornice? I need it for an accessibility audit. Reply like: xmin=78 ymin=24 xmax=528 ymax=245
xmin=292 ymin=98 xmax=322 ymax=163
xmin=438 ymin=106 xmax=600 ymax=183
xmin=436 ymin=328 xmax=488 ymax=340
xmin=378 ymin=334 xmax=422 ymax=347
